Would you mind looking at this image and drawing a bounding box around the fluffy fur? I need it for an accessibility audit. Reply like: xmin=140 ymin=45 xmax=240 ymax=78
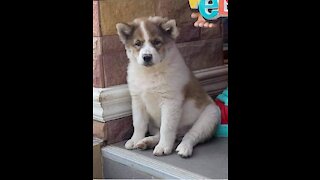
xmin=116 ymin=16 xmax=220 ymax=157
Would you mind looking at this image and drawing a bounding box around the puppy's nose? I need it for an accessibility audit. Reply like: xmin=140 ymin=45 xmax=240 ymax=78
xmin=143 ymin=54 xmax=152 ymax=63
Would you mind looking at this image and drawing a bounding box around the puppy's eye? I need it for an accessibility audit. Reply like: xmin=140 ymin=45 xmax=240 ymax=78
xmin=134 ymin=40 xmax=142 ymax=47
xmin=152 ymin=39 xmax=162 ymax=46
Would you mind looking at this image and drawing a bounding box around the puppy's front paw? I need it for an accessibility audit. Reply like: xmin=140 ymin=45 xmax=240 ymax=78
xmin=125 ymin=139 xmax=137 ymax=150
xmin=136 ymin=140 xmax=147 ymax=150
xmin=176 ymin=142 xmax=193 ymax=158
xmin=153 ymin=143 xmax=173 ymax=156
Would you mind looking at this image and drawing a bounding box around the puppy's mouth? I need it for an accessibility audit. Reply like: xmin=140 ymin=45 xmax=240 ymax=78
xmin=143 ymin=62 xmax=154 ymax=67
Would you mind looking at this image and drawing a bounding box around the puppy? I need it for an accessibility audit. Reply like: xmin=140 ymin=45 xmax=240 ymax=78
xmin=116 ymin=16 xmax=220 ymax=157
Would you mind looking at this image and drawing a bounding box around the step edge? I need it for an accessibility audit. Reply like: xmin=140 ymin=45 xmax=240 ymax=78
xmin=102 ymin=145 xmax=212 ymax=179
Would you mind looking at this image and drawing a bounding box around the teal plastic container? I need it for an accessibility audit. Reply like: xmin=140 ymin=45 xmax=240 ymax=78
xmin=215 ymin=124 xmax=228 ymax=137
xmin=216 ymin=88 xmax=228 ymax=106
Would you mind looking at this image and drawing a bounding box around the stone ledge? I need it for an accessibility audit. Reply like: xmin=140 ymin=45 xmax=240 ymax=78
xmin=93 ymin=65 xmax=228 ymax=123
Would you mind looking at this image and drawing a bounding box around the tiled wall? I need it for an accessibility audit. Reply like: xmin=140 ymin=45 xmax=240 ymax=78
xmin=93 ymin=0 xmax=224 ymax=88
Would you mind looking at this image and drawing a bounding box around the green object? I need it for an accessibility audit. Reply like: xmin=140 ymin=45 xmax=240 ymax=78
xmin=217 ymin=88 xmax=228 ymax=106
xmin=215 ymin=124 xmax=228 ymax=137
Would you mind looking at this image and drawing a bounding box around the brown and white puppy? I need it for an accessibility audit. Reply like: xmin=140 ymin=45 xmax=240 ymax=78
xmin=116 ymin=16 xmax=220 ymax=157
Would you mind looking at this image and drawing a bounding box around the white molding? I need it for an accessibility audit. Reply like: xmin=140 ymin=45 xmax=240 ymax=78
xmin=93 ymin=85 xmax=131 ymax=122
xmin=93 ymin=65 xmax=228 ymax=122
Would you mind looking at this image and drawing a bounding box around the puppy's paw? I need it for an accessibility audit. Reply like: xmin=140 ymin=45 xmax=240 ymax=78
xmin=125 ymin=139 xmax=137 ymax=150
xmin=136 ymin=137 xmax=156 ymax=150
xmin=153 ymin=143 xmax=173 ymax=156
xmin=176 ymin=142 xmax=193 ymax=158
xmin=136 ymin=140 xmax=147 ymax=150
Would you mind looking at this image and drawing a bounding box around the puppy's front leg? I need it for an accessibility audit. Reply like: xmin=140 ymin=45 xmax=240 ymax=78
xmin=153 ymin=99 xmax=182 ymax=156
xmin=125 ymin=95 xmax=149 ymax=149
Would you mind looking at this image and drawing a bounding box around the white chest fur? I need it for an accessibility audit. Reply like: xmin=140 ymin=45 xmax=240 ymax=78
xmin=127 ymin=44 xmax=193 ymax=129
xmin=128 ymin=68 xmax=170 ymax=127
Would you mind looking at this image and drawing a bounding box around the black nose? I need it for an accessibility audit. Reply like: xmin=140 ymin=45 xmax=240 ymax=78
xmin=143 ymin=54 xmax=152 ymax=63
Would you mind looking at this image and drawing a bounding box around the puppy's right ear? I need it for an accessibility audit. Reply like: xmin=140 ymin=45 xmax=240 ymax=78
xmin=116 ymin=23 xmax=133 ymax=44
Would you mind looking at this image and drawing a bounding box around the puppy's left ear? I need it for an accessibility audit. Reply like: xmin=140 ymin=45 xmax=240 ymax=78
xmin=161 ymin=19 xmax=179 ymax=40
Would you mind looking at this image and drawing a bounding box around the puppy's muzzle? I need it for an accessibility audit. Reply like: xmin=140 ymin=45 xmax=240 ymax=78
xmin=142 ymin=54 xmax=153 ymax=67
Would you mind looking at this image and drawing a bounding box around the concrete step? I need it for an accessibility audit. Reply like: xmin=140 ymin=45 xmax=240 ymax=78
xmin=102 ymin=137 xmax=228 ymax=179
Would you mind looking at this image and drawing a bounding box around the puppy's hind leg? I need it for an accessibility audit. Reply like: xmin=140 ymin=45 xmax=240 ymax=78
xmin=176 ymin=104 xmax=220 ymax=157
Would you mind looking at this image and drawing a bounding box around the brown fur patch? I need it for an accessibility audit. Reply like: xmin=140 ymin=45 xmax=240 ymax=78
xmin=183 ymin=72 xmax=212 ymax=109
xmin=136 ymin=142 xmax=147 ymax=150
xmin=145 ymin=17 xmax=177 ymax=42
xmin=132 ymin=26 xmax=143 ymax=40
xmin=123 ymin=23 xmax=145 ymax=57
xmin=144 ymin=21 xmax=163 ymax=39
xmin=125 ymin=25 xmax=143 ymax=46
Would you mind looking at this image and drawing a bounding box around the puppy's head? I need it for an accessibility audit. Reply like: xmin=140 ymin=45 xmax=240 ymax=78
xmin=116 ymin=16 xmax=179 ymax=67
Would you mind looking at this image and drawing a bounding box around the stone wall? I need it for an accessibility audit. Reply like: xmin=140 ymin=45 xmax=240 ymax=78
xmin=93 ymin=0 xmax=224 ymax=88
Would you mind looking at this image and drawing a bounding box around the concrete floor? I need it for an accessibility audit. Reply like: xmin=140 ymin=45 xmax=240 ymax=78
xmin=111 ymin=137 xmax=228 ymax=179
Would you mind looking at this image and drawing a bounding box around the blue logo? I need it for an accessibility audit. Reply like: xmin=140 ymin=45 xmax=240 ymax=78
xmin=199 ymin=0 xmax=219 ymax=20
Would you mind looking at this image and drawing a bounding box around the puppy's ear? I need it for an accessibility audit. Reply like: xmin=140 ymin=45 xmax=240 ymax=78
xmin=160 ymin=19 xmax=179 ymax=40
xmin=116 ymin=23 xmax=133 ymax=44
